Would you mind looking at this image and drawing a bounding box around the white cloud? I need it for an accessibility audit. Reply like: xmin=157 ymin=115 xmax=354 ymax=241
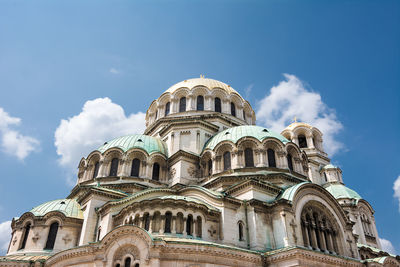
xmin=256 ymin=74 xmax=344 ymax=156
xmin=393 ymin=175 xmax=400 ymax=211
xmin=380 ymin=238 xmax=396 ymax=255
xmin=0 ymin=220 xmax=11 ymax=255
xmin=54 ymin=97 xmax=145 ymax=183
xmin=0 ymin=108 xmax=40 ymax=160
xmin=109 ymin=68 xmax=120 ymax=74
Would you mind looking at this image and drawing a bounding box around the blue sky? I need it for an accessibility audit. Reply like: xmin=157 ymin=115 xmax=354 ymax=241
xmin=0 ymin=0 xmax=399 ymax=255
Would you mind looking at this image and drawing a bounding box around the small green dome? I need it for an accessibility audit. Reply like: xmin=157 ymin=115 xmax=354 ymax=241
xmin=204 ymin=125 xmax=289 ymax=151
xmin=30 ymin=199 xmax=83 ymax=219
xmin=97 ymin=134 xmax=168 ymax=156
xmin=324 ymin=183 xmax=362 ymax=200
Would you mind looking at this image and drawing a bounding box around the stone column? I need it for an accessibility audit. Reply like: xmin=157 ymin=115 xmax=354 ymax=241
xmin=183 ymin=217 xmax=187 ymax=237
xmin=171 ymin=216 xmax=176 ymax=234
xmin=318 ymin=228 xmax=327 ymax=251
xmin=302 ymin=222 xmax=310 ymax=248
xmin=255 ymin=149 xmax=263 ymax=167
xmin=160 ymin=215 xmax=165 ymax=234
xmin=193 ymin=219 xmax=197 ymax=238
xmin=310 ymin=222 xmax=319 ymax=250
xmin=205 ymin=95 xmax=212 ymax=111
xmin=306 ymin=134 xmax=315 ymax=148
xmin=148 ymin=216 xmax=153 ymax=234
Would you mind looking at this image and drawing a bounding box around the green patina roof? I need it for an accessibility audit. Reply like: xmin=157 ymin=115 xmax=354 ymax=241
xmin=277 ymin=182 xmax=310 ymax=202
xmin=30 ymin=199 xmax=83 ymax=219
xmin=97 ymin=134 xmax=168 ymax=156
xmin=203 ymin=125 xmax=289 ymax=151
xmin=324 ymin=183 xmax=362 ymax=200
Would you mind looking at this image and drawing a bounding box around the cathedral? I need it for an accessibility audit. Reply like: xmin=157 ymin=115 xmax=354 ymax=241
xmin=1 ymin=77 xmax=398 ymax=267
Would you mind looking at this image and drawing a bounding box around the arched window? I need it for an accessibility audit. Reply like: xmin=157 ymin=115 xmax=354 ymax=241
xmin=179 ymin=97 xmax=186 ymax=112
xmin=164 ymin=212 xmax=172 ymax=233
xmin=93 ymin=161 xmax=99 ymax=178
xmin=298 ymin=135 xmax=308 ymax=148
xmin=230 ymin=102 xmax=236 ymax=116
xmin=196 ymin=216 xmax=202 ymax=237
xmin=165 ymin=102 xmax=170 ymax=116
xmin=97 ymin=227 xmax=101 ymax=241
xmin=186 ymin=215 xmax=193 ymax=235
xmin=214 ymin=97 xmax=221 ymax=112
xmin=267 ymin=149 xmax=276 ymax=168
xmin=155 ymin=110 xmax=158 ymax=119
xmin=207 ymin=159 xmax=212 ymax=176
xmin=110 ymin=158 xmax=119 ymax=176
xmin=19 ymin=223 xmax=31 ymax=250
xmin=131 ymin=159 xmax=140 ymax=177
xmin=244 ymin=148 xmax=254 ymax=167
xmin=223 ymin=151 xmax=231 ymax=171
xmin=238 ymin=222 xmax=244 ymax=241
xmin=287 ymin=154 xmax=293 ymax=171
xmin=243 ymin=110 xmax=246 ymax=121
xmin=124 ymin=257 xmax=131 ymax=267
xmin=323 ymin=172 xmax=328 ymax=182
xmin=116 ymin=264 xmax=120 ymax=267
xmin=196 ymin=95 xmax=204 ymax=111
xmin=134 ymin=264 xmax=139 ymax=267
xmin=44 ymin=222 xmax=59 ymax=250
xmin=143 ymin=213 xmax=150 ymax=231
xmin=152 ymin=163 xmax=160 ymax=181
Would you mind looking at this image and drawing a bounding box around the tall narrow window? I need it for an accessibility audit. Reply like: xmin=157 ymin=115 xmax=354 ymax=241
xmin=287 ymin=154 xmax=293 ymax=171
xmin=244 ymin=148 xmax=254 ymax=167
xmin=186 ymin=215 xmax=193 ymax=235
xmin=143 ymin=213 xmax=150 ymax=231
xmin=223 ymin=151 xmax=231 ymax=171
xmin=179 ymin=97 xmax=186 ymax=112
xmin=116 ymin=264 xmax=120 ymax=267
xmin=124 ymin=257 xmax=131 ymax=267
xmin=93 ymin=161 xmax=99 ymax=178
xmin=165 ymin=212 xmax=172 ymax=233
xmin=44 ymin=222 xmax=59 ymax=250
xmin=165 ymin=102 xmax=170 ymax=116
xmin=207 ymin=159 xmax=212 ymax=176
xmin=196 ymin=216 xmax=202 ymax=237
xmin=298 ymin=135 xmax=308 ymax=148
xmin=131 ymin=159 xmax=140 ymax=177
xmin=238 ymin=222 xmax=244 ymax=241
xmin=230 ymin=102 xmax=236 ymax=116
xmin=19 ymin=223 xmax=31 ymax=250
xmin=152 ymin=163 xmax=160 ymax=181
xmin=267 ymin=149 xmax=276 ymax=167
xmin=243 ymin=110 xmax=246 ymax=121
xmin=214 ymin=97 xmax=221 ymax=112
xmin=97 ymin=227 xmax=101 ymax=241
xmin=323 ymin=172 xmax=328 ymax=182
xmin=110 ymin=158 xmax=119 ymax=176
xmin=196 ymin=95 xmax=204 ymax=111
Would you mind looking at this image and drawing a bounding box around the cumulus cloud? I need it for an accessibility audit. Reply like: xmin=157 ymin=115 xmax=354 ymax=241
xmin=380 ymin=238 xmax=396 ymax=255
xmin=393 ymin=175 xmax=400 ymax=211
xmin=54 ymin=97 xmax=145 ymax=178
xmin=0 ymin=108 xmax=40 ymax=160
xmin=0 ymin=220 xmax=11 ymax=255
xmin=109 ymin=68 xmax=120 ymax=74
xmin=256 ymin=74 xmax=344 ymax=155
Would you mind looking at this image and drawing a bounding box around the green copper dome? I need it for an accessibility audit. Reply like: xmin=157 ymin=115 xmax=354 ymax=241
xmin=30 ymin=199 xmax=83 ymax=219
xmin=204 ymin=125 xmax=289 ymax=151
xmin=97 ymin=134 xmax=168 ymax=156
xmin=324 ymin=183 xmax=362 ymax=200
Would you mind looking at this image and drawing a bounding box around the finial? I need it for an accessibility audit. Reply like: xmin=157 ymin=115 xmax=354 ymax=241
xmin=293 ymin=116 xmax=298 ymax=123
xmin=200 ymin=74 xmax=205 ymax=78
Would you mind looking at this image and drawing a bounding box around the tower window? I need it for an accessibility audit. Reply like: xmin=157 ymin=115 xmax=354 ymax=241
xmin=223 ymin=151 xmax=231 ymax=171
xmin=152 ymin=163 xmax=160 ymax=181
xmin=207 ymin=159 xmax=212 ymax=176
xmin=109 ymin=158 xmax=119 ymax=176
xmin=196 ymin=95 xmax=204 ymax=111
xmin=287 ymin=154 xmax=293 ymax=171
xmin=298 ymin=135 xmax=308 ymax=148
xmin=214 ymin=97 xmax=221 ymax=112
xmin=267 ymin=149 xmax=276 ymax=168
xmin=243 ymin=110 xmax=246 ymax=121
xmin=44 ymin=222 xmax=59 ymax=250
xmin=179 ymin=97 xmax=186 ymax=112
xmin=238 ymin=222 xmax=244 ymax=241
xmin=19 ymin=223 xmax=31 ymax=250
xmin=143 ymin=213 xmax=150 ymax=231
xmin=93 ymin=161 xmax=99 ymax=178
xmin=164 ymin=212 xmax=172 ymax=233
xmin=165 ymin=102 xmax=170 ymax=116
xmin=131 ymin=158 xmax=140 ymax=177
xmin=244 ymin=148 xmax=254 ymax=167
xmin=124 ymin=257 xmax=131 ymax=267
xmin=231 ymin=102 xmax=236 ymax=117
xmin=186 ymin=215 xmax=193 ymax=235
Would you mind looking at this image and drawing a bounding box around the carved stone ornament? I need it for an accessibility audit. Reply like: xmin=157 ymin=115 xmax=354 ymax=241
xmin=32 ymin=232 xmax=40 ymax=243
xmin=62 ymin=234 xmax=72 ymax=244
xmin=208 ymin=225 xmax=217 ymax=238
xmin=169 ymin=168 xmax=176 ymax=178
xmin=12 ymin=236 xmax=17 ymax=246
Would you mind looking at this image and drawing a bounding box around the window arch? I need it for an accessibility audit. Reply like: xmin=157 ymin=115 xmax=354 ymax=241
xmin=244 ymin=148 xmax=254 ymax=167
xmin=298 ymin=135 xmax=308 ymax=148
xmin=223 ymin=151 xmax=231 ymax=171
xmin=19 ymin=223 xmax=31 ymax=250
xmin=267 ymin=149 xmax=276 ymax=167
xmin=214 ymin=97 xmax=221 ymax=112
xmin=110 ymin=158 xmax=119 ymax=176
xmin=238 ymin=221 xmax=244 ymax=241
xmin=131 ymin=159 xmax=140 ymax=177
xmin=165 ymin=102 xmax=170 ymax=116
xmin=196 ymin=95 xmax=204 ymax=111
xmin=287 ymin=154 xmax=293 ymax=171
xmin=186 ymin=215 xmax=193 ymax=235
xmin=164 ymin=212 xmax=172 ymax=233
xmin=152 ymin=163 xmax=160 ymax=181
xmin=179 ymin=97 xmax=186 ymax=112
xmin=44 ymin=222 xmax=59 ymax=250
xmin=230 ymin=102 xmax=236 ymax=117
xmin=93 ymin=161 xmax=99 ymax=178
